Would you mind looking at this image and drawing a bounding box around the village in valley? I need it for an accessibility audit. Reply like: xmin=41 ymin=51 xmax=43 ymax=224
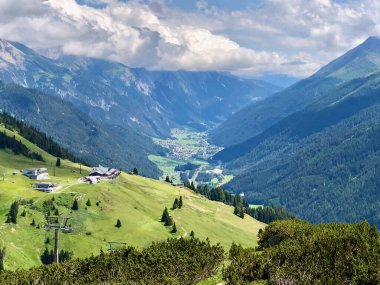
xmin=150 ymin=128 xmax=233 ymax=187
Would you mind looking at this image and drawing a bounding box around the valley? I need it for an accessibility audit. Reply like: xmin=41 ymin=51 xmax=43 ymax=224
xmin=149 ymin=128 xmax=234 ymax=187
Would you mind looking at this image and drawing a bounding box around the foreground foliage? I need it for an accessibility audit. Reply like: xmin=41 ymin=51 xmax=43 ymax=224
xmin=0 ymin=238 xmax=224 ymax=285
xmin=223 ymin=220 xmax=380 ymax=285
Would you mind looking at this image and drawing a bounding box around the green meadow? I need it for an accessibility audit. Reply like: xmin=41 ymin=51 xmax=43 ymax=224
xmin=0 ymin=126 xmax=265 ymax=271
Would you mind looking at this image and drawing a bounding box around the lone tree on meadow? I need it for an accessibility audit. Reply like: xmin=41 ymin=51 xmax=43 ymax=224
xmin=72 ymin=199 xmax=79 ymax=211
xmin=171 ymin=222 xmax=177 ymax=234
xmin=165 ymin=176 xmax=171 ymax=183
xmin=132 ymin=168 xmax=138 ymax=175
xmin=172 ymin=198 xmax=180 ymax=210
xmin=161 ymin=207 xmax=169 ymax=223
xmin=6 ymin=201 xmax=19 ymax=224
xmin=115 ymin=219 xmax=122 ymax=228
xmin=190 ymin=230 xmax=195 ymax=238
xmin=86 ymin=199 xmax=91 ymax=207
xmin=56 ymin=158 xmax=61 ymax=167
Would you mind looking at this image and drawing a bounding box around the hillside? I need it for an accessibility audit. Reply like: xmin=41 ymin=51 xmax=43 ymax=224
xmin=0 ymin=83 xmax=163 ymax=178
xmin=210 ymin=37 xmax=380 ymax=146
xmin=214 ymin=68 xmax=380 ymax=228
xmin=0 ymin=39 xmax=280 ymax=138
xmin=0 ymin=123 xmax=265 ymax=271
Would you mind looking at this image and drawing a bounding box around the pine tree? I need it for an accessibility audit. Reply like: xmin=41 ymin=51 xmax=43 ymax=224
xmin=179 ymin=196 xmax=183 ymax=208
xmin=190 ymin=230 xmax=195 ymax=238
xmin=161 ymin=207 xmax=169 ymax=223
xmin=165 ymin=176 xmax=171 ymax=183
xmin=165 ymin=216 xmax=173 ymax=226
xmin=172 ymin=198 xmax=179 ymax=210
xmin=171 ymin=222 xmax=177 ymax=233
xmin=86 ymin=199 xmax=91 ymax=206
xmin=30 ymin=219 xmax=36 ymax=226
xmin=56 ymin=157 xmax=61 ymax=167
xmin=115 ymin=219 xmax=122 ymax=228
xmin=72 ymin=199 xmax=79 ymax=211
xmin=8 ymin=201 xmax=19 ymax=224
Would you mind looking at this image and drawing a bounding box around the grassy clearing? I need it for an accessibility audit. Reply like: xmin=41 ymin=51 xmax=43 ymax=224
xmin=0 ymin=127 xmax=265 ymax=271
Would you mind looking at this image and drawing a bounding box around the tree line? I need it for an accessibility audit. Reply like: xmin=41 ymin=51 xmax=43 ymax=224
xmin=184 ymin=182 xmax=294 ymax=223
xmin=0 ymin=130 xmax=43 ymax=161
xmin=0 ymin=112 xmax=86 ymax=165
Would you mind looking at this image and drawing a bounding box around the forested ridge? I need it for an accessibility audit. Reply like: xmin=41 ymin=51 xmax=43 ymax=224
xmin=184 ymin=182 xmax=295 ymax=223
xmin=0 ymin=112 xmax=84 ymax=164
xmin=0 ymin=130 xmax=43 ymax=161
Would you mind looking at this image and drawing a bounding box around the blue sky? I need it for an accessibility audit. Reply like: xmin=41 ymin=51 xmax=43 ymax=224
xmin=0 ymin=0 xmax=377 ymax=77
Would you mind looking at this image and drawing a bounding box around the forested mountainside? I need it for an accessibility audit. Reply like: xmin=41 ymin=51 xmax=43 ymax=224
xmin=0 ymin=82 xmax=163 ymax=177
xmin=210 ymin=37 xmax=380 ymax=146
xmin=0 ymin=39 xmax=280 ymax=138
xmin=214 ymin=60 xmax=380 ymax=228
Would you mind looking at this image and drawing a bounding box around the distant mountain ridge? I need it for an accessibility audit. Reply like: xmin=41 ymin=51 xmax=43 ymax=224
xmin=0 ymin=38 xmax=280 ymax=138
xmin=210 ymin=37 xmax=380 ymax=147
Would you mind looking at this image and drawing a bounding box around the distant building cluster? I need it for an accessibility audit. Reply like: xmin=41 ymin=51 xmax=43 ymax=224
xmin=80 ymin=165 xmax=121 ymax=184
xmin=21 ymin=164 xmax=121 ymax=193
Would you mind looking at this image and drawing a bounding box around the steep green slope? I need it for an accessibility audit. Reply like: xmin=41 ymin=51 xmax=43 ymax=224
xmin=0 ymin=125 xmax=265 ymax=271
xmin=0 ymin=82 xmax=163 ymax=177
xmin=210 ymin=37 xmax=380 ymax=146
xmin=217 ymin=72 xmax=380 ymax=227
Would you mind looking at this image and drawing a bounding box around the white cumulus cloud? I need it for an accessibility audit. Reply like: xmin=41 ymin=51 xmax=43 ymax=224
xmin=0 ymin=0 xmax=379 ymax=77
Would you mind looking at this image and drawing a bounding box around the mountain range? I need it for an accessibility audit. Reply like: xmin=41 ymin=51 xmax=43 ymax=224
xmin=0 ymin=39 xmax=280 ymax=138
xmin=212 ymin=37 xmax=380 ymax=228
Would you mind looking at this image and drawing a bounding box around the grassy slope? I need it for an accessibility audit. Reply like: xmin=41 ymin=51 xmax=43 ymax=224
xmin=0 ymin=125 xmax=265 ymax=271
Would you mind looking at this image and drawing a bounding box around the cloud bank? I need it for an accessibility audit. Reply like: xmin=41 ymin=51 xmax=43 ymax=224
xmin=0 ymin=0 xmax=379 ymax=77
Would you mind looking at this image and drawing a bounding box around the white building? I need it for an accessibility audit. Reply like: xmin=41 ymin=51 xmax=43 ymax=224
xmin=23 ymin=168 xmax=49 ymax=180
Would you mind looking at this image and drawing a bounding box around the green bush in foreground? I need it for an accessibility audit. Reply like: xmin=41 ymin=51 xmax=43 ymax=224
xmin=223 ymin=220 xmax=380 ymax=285
xmin=0 ymin=238 xmax=224 ymax=285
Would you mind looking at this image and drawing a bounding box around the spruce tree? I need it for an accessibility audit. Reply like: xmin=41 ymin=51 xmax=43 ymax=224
xmin=115 ymin=219 xmax=122 ymax=228
xmin=86 ymin=199 xmax=91 ymax=207
xmin=172 ymin=198 xmax=179 ymax=210
xmin=165 ymin=176 xmax=171 ymax=183
xmin=132 ymin=168 xmax=138 ymax=175
xmin=56 ymin=158 xmax=61 ymax=167
xmin=179 ymin=196 xmax=183 ymax=208
xmin=171 ymin=222 xmax=177 ymax=234
xmin=190 ymin=230 xmax=195 ymax=238
xmin=72 ymin=199 xmax=79 ymax=211
xmin=8 ymin=201 xmax=19 ymax=224
xmin=165 ymin=216 xmax=173 ymax=226
xmin=30 ymin=219 xmax=36 ymax=226
xmin=161 ymin=207 xmax=169 ymax=223
xmin=21 ymin=209 xmax=26 ymax=217
xmin=54 ymin=209 xmax=59 ymax=216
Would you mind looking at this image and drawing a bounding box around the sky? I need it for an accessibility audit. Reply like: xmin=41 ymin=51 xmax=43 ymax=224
xmin=0 ymin=0 xmax=379 ymax=78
